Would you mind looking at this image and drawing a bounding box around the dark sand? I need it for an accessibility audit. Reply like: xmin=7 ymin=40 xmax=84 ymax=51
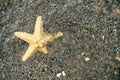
xmin=0 ymin=0 xmax=120 ymax=80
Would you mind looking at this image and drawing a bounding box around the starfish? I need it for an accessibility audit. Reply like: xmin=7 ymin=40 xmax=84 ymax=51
xmin=14 ymin=16 xmax=63 ymax=61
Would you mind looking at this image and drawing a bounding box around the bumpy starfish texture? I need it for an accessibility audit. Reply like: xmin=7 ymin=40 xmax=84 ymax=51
xmin=14 ymin=16 xmax=63 ymax=61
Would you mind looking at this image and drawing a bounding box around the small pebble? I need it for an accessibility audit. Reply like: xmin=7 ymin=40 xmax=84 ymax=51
xmin=116 ymin=9 xmax=120 ymax=14
xmin=62 ymin=71 xmax=66 ymax=76
xmin=84 ymin=57 xmax=90 ymax=62
xmin=115 ymin=56 xmax=120 ymax=61
xmin=56 ymin=71 xmax=66 ymax=77
xmin=102 ymin=36 xmax=105 ymax=39
xmin=56 ymin=73 xmax=62 ymax=77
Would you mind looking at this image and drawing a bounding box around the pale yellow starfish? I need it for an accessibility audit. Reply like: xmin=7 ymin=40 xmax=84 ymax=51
xmin=14 ymin=16 xmax=63 ymax=61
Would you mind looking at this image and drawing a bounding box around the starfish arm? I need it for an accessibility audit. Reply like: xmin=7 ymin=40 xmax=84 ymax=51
xmin=43 ymin=32 xmax=63 ymax=43
xmin=14 ymin=32 xmax=36 ymax=43
xmin=54 ymin=32 xmax=63 ymax=39
xmin=34 ymin=16 xmax=44 ymax=38
xmin=39 ymin=46 xmax=48 ymax=54
xmin=22 ymin=45 xmax=37 ymax=61
xmin=50 ymin=32 xmax=63 ymax=42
